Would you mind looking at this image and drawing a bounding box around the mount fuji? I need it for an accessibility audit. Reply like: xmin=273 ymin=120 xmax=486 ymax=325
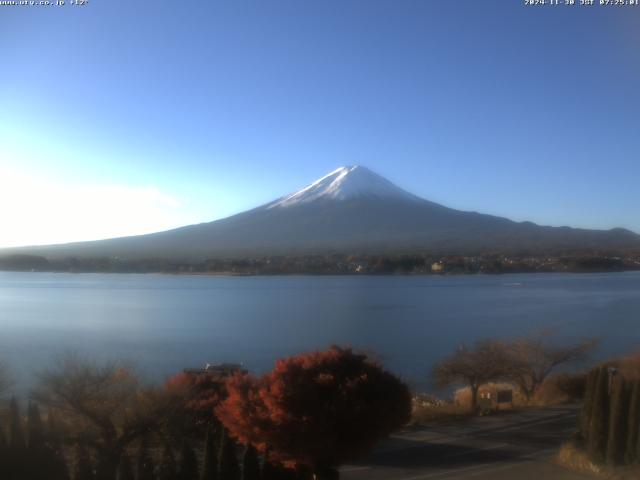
xmin=5 ymin=166 xmax=640 ymax=259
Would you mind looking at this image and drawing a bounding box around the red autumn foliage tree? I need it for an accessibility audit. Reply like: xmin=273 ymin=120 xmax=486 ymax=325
xmin=216 ymin=346 xmax=411 ymax=476
xmin=164 ymin=372 xmax=226 ymax=426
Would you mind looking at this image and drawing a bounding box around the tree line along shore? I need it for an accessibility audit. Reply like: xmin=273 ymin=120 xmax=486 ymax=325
xmin=0 ymin=252 xmax=639 ymax=275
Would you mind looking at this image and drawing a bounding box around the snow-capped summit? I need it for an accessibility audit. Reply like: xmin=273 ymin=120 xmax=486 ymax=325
xmin=268 ymin=165 xmax=419 ymax=208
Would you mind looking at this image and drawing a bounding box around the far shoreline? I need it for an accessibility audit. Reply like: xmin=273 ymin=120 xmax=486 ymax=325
xmin=1 ymin=251 xmax=639 ymax=276
xmin=1 ymin=267 xmax=640 ymax=277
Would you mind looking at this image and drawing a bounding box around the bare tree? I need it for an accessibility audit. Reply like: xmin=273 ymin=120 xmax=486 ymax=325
xmin=432 ymin=340 xmax=512 ymax=413
xmin=32 ymin=354 xmax=177 ymax=480
xmin=505 ymin=333 xmax=596 ymax=401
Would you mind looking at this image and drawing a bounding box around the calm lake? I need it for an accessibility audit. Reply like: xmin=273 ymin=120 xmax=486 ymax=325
xmin=1 ymin=271 xmax=639 ymax=392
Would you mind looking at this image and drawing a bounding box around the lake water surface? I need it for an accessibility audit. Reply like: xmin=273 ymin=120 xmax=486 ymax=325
xmin=1 ymin=271 xmax=639 ymax=392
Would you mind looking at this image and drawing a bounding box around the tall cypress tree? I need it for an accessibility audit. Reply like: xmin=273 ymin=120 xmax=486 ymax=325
xmin=117 ymin=452 xmax=135 ymax=480
xmin=241 ymin=444 xmax=261 ymax=480
xmin=219 ymin=430 xmax=241 ymax=480
xmin=201 ymin=427 xmax=218 ymax=480
xmin=606 ymin=378 xmax=629 ymax=465
xmin=9 ymin=397 xmax=25 ymax=450
xmin=178 ymin=440 xmax=199 ymax=480
xmin=625 ymin=381 xmax=640 ymax=464
xmin=588 ymin=367 xmax=610 ymax=464
xmin=580 ymin=369 xmax=597 ymax=437
xmin=136 ymin=436 xmax=156 ymax=480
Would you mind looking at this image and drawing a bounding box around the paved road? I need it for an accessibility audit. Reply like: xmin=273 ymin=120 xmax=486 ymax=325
xmin=341 ymin=405 xmax=591 ymax=480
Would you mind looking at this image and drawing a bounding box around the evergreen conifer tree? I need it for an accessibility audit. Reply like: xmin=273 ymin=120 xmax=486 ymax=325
xmin=178 ymin=440 xmax=199 ymax=480
xmin=241 ymin=444 xmax=261 ymax=480
xmin=588 ymin=367 xmax=610 ymax=463
xmin=201 ymin=427 xmax=219 ymax=480
xmin=625 ymin=381 xmax=640 ymax=464
xmin=117 ymin=452 xmax=135 ymax=480
xmin=219 ymin=430 xmax=241 ymax=480
xmin=606 ymin=378 xmax=629 ymax=465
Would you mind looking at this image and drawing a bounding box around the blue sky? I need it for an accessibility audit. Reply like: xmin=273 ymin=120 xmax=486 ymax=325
xmin=1 ymin=0 xmax=639 ymax=247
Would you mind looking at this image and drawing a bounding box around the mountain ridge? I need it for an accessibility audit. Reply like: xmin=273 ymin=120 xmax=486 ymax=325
xmin=2 ymin=166 xmax=639 ymax=260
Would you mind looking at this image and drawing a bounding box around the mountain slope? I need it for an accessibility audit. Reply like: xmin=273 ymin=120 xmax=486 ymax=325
xmin=4 ymin=166 xmax=640 ymax=259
